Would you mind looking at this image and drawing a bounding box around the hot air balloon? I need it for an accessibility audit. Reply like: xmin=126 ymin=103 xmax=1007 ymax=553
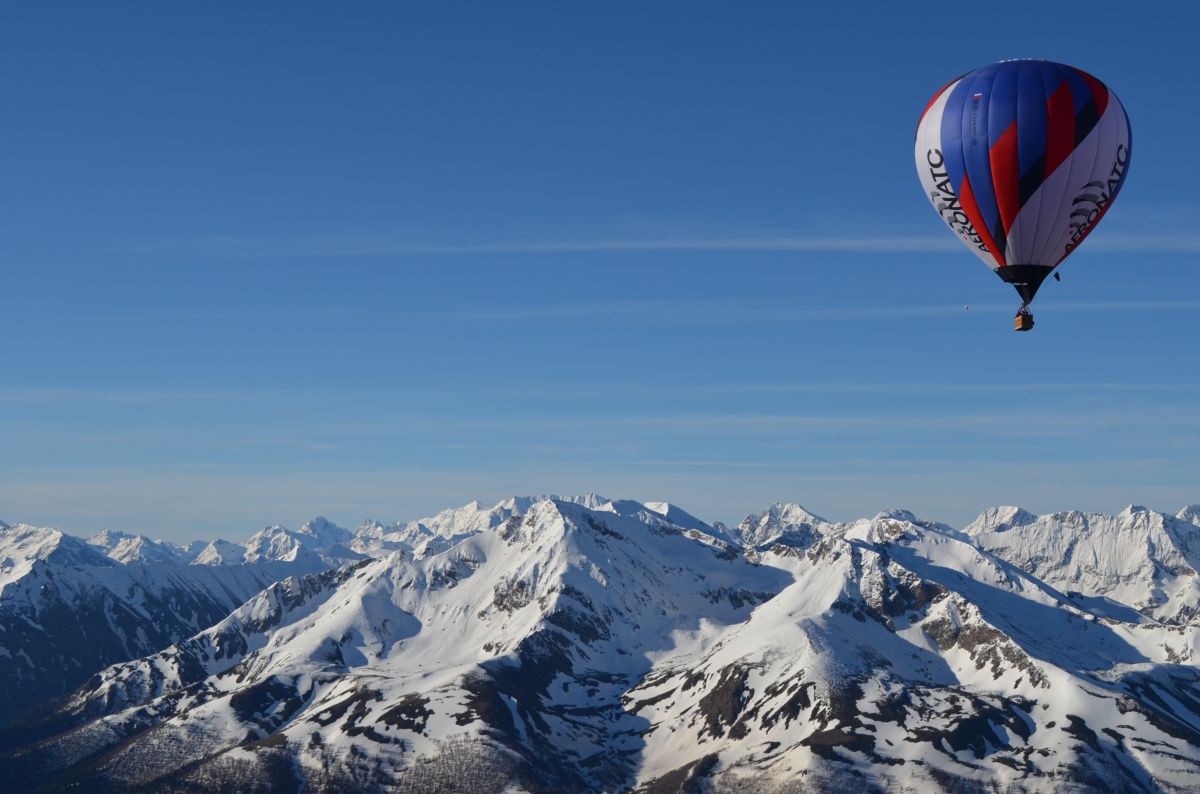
xmin=915 ymin=60 xmax=1131 ymax=331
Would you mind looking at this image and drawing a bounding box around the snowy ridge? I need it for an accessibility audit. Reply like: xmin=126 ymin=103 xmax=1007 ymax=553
xmin=3 ymin=498 xmax=1199 ymax=793
xmin=348 ymin=494 xmax=617 ymax=558
xmin=0 ymin=522 xmax=116 ymax=594
xmin=965 ymin=504 xmax=1200 ymax=624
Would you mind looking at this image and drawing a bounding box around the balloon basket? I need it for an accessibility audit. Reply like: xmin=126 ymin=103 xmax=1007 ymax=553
xmin=1013 ymin=309 xmax=1034 ymax=332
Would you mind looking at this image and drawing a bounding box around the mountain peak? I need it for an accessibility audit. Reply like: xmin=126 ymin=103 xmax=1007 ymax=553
xmin=87 ymin=527 xmax=127 ymax=544
xmin=190 ymin=538 xmax=246 ymax=566
xmin=1178 ymin=505 xmax=1200 ymax=526
xmin=963 ymin=505 xmax=1037 ymax=533
xmin=298 ymin=515 xmax=353 ymax=547
xmin=769 ymin=500 xmax=827 ymax=522
xmin=872 ymin=507 xmax=920 ymax=523
xmin=734 ymin=501 xmax=831 ymax=549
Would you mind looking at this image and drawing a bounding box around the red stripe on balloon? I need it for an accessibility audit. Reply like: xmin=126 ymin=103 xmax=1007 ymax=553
xmin=1045 ymin=80 xmax=1075 ymax=177
xmin=989 ymin=120 xmax=1020 ymax=235
xmin=959 ymin=174 xmax=1006 ymax=267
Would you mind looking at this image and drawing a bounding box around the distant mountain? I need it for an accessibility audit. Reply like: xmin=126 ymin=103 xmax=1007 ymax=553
xmin=0 ymin=523 xmax=315 ymax=721
xmin=191 ymin=537 xmax=248 ymax=565
xmin=242 ymin=523 xmax=361 ymax=569
xmin=965 ymin=504 xmax=1200 ymax=624
xmin=4 ymin=499 xmax=1198 ymax=793
xmin=1178 ymin=504 xmax=1200 ymax=527
xmin=1 ymin=523 xmax=117 ymax=588
xmin=87 ymin=528 xmax=190 ymax=564
xmin=732 ymin=501 xmax=833 ymax=550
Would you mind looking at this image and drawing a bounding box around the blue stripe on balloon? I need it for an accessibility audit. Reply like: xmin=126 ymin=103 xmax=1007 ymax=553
xmin=938 ymin=74 xmax=970 ymax=215
xmin=1016 ymin=63 xmax=1047 ymax=181
xmin=988 ymin=64 xmax=1019 ymax=138
xmin=959 ymin=65 xmax=1005 ymax=262
xmin=1038 ymin=61 xmax=1063 ymax=104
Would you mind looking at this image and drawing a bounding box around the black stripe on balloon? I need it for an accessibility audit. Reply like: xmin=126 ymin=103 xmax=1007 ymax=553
xmin=1019 ymin=153 xmax=1046 ymax=208
xmin=991 ymin=219 xmax=1007 ymax=262
xmin=1075 ymin=96 xmax=1100 ymax=148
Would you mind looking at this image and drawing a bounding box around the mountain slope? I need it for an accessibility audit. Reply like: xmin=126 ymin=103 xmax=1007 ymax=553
xmin=628 ymin=513 xmax=1200 ymax=792
xmin=6 ymin=500 xmax=1200 ymax=793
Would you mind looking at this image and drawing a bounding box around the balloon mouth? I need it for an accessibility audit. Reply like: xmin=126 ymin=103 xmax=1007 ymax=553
xmin=996 ymin=264 xmax=1055 ymax=304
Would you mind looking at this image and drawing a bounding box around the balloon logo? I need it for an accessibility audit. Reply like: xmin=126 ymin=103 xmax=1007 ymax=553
xmin=915 ymin=60 xmax=1131 ymax=331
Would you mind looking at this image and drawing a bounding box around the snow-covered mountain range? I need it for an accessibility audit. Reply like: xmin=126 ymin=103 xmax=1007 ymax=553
xmin=2 ymin=496 xmax=1199 ymax=792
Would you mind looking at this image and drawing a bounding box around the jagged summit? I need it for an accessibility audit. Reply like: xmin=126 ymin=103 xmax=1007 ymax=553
xmin=297 ymin=515 xmax=354 ymax=547
xmin=733 ymin=501 xmax=832 ymax=550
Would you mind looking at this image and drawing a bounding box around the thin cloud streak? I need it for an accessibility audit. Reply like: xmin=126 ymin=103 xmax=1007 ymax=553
xmin=1086 ymin=235 xmax=1200 ymax=253
xmin=3 ymin=378 xmax=1198 ymax=406
xmin=123 ymin=234 xmax=961 ymax=258
xmin=441 ymin=298 xmax=1200 ymax=322
xmin=124 ymin=229 xmax=1200 ymax=259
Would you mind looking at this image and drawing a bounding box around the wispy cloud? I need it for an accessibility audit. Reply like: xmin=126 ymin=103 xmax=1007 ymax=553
xmin=1043 ymin=299 xmax=1200 ymax=312
xmin=1087 ymin=235 xmax=1200 ymax=253
xmin=4 ymin=377 xmax=1198 ymax=407
xmin=123 ymin=233 xmax=961 ymax=258
xmin=0 ymin=387 xmax=261 ymax=405
xmin=437 ymin=298 xmax=1200 ymax=322
xmin=123 ymin=226 xmax=1200 ymax=260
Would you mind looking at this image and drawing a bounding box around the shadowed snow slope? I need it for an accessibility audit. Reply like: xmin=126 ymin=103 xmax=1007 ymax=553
xmin=4 ymin=500 xmax=1200 ymax=793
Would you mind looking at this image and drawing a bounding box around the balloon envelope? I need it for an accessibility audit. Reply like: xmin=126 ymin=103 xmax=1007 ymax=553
xmin=915 ymin=60 xmax=1130 ymax=304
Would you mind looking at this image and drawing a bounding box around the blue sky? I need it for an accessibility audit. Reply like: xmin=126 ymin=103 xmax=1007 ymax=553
xmin=2 ymin=3 xmax=1197 ymax=540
